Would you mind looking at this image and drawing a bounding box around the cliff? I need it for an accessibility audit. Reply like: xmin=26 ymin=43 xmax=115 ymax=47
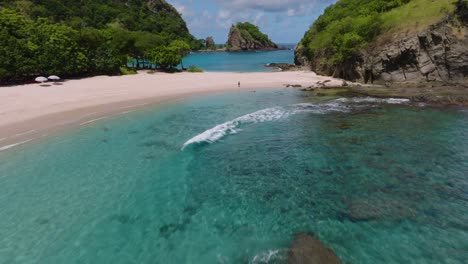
xmin=227 ymin=22 xmax=278 ymax=51
xmin=295 ymin=0 xmax=468 ymax=87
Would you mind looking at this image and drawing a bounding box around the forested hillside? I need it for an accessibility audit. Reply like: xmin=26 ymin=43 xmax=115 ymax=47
xmin=0 ymin=0 xmax=202 ymax=83
xmin=295 ymin=0 xmax=467 ymax=85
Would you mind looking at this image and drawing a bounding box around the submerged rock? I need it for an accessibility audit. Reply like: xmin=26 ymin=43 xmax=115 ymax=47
xmin=342 ymin=197 xmax=416 ymax=222
xmin=288 ymin=233 xmax=341 ymax=264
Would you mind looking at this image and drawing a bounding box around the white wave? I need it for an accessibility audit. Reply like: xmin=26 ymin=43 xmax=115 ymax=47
xmin=0 ymin=139 xmax=33 ymax=152
xmin=335 ymin=97 xmax=410 ymax=104
xmin=80 ymin=116 xmax=108 ymax=126
xmin=182 ymin=107 xmax=288 ymax=149
xmin=182 ymin=97 xmax=413 ymax=149
xmin=15 ymin=129 xmax=36 ymax=137
xmin=292 ymin=101 xmax=351 ymax=114
xmin=250 ymin=249 xmax=284 ymax=264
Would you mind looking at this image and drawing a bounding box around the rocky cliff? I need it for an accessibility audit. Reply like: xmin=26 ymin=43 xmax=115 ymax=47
xmin=361 ymin=11 xmax=467 ymax=86
xmin=227 ymin=22 xmax=278 ymax=51
xmin=295 ymin=0 xmax=468 ymax=87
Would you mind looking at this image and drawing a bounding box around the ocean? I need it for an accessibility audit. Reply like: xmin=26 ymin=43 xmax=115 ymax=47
xmin=182 ymin=45 xmax=296 ymax=72
xmin=129 ymin=45 xmax=296 ymax=72
xmin=0 ymin=89 xmax=467 ymax=263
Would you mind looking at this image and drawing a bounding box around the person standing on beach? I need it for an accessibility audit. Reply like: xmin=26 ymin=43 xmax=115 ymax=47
xmin=238 ymin=81 xmax=240 ymax=87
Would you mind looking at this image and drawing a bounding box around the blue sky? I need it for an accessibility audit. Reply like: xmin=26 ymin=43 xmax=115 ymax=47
xmin=167 ymin=0 xmax=337 ymax=44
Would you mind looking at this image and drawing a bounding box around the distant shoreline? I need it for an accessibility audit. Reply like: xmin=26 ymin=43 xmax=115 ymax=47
xmin=0 ymin=71 xmax=343 ymax=151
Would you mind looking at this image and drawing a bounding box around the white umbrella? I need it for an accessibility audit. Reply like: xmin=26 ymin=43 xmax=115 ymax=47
xmin=35 ymin=76 xmax=48 ymax=83
xmin=48 ymin=75 xmax=61 ymax=81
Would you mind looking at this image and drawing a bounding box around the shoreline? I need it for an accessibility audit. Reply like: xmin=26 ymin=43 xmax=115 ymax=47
xmin=0 ymin=71 xmax=344 ymax=151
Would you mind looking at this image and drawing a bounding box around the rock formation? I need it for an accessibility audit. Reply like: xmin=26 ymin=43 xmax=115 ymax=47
xmin=360 ymin=11 xmax=468 ymax=86
xmin=227 ymin=22 xmax=278 ymax=51
xmin=295 ymin=1 xmax=468 ymax=87
xmin=288 ymin=233 xmax=341 ymax=264
xmin=205 ymin=36 xmax=215 ymax=49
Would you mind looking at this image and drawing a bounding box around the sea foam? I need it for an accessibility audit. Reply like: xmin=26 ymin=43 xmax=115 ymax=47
xmin=182 ymin=107 xmax=288 ymax=149
xmin=182 ymin=97 xmax=411 ymax=149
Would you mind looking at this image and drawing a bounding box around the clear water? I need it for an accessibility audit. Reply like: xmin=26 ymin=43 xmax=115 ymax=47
xmin=128 ymin=44 xmax=295 ymax=72
xmin=181 ymin=48 xmax=294 ymax=72
xmin=0 ymin=89 xmax=467 ymax=263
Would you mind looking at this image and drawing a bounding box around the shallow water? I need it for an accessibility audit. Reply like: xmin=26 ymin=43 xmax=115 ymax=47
xmin=181 ymin=48 xmax=294 ymax=72
xmin=0 ymin=89 xmax=467 ymax=263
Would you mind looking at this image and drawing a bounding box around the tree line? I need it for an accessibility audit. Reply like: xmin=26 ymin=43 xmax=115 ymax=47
xmin=0 ymin=0 xmax=206 ymax=83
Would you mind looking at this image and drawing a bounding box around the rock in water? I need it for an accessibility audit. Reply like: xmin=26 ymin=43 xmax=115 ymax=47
xmin=288 ymin=233 xmax=341 ymax=264
xmin=226 ymin=22 xmax=278 ymax=51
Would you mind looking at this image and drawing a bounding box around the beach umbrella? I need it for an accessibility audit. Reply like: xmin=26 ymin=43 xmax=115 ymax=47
xmin=48 ymin=75 xmax=61 ymax=81
xmin=35 ymin=76 xmax=48 ymax=83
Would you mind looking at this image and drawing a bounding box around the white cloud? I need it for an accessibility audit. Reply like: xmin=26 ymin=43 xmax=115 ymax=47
xmin=174 ymin=4 xmax=187 ymax=15
xmin=214 ymin=0 xmax=332 ymax=14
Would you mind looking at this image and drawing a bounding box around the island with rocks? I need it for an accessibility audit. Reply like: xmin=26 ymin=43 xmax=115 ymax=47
xmin=226 ymin=22 xmax=279 ymax=51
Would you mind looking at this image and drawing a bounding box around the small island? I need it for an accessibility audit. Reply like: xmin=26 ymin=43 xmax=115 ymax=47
xmin=226 ymin=22 xmax=279 ymax=51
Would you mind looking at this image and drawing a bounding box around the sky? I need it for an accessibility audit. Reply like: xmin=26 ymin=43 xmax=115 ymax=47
xmin=167 ymin=0 xmax=337 ymax=44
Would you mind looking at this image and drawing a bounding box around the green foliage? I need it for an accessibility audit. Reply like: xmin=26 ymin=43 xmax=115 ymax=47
xmin=0 ymin=0 xmax=197 ymax=47
xmin=186 ymin=65 xmax=203 ymax=73
xmin=299 ymin=0 xmax=411 ymax=66
xmin=0 ymin=0 xmax=199 ymax=82
xmin=150 ymin=45 xmax=181 ymax=70
xmin=457 ymin=0 xmax=468 ymax=22
xmin=149 ymin=40 xmax=190 ymax=70
xmin=300 ymin=0 xmax=457 ymax=68
xmin=235 ymin=22 xmax=271 ymax=45
xmin=119 ymin=66 xmax=137 ymax=75
xmin=381 ymin=0 xmax=456 ymax=33
xmin=0 ymin=8 xmax=36 ymax=80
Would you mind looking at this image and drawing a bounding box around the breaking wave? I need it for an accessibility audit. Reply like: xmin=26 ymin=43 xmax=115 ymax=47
xmin=182 ymin=107 xmax=289 ymax=149
xmin=182 ymin=97 xmax=410 ymax=149
xmin=250 ymin=249 xmax=286 ymax=264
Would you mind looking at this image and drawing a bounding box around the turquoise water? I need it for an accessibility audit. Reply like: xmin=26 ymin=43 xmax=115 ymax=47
xmin=0 ymin=90 xmax=467 ymax=263
xmin=129 ymin=44 xmax=295 ymax=72
xmin=182 ymin=48 xmax=294 ymax=72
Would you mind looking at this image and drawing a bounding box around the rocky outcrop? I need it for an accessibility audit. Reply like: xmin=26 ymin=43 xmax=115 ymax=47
xmin=288 ymin=233 xmax=341 ymax=264
xmin=361 ymin=13 xmax=468 ymax=86
xmin=265 ymin=63 xmax=304 ymax=71
xmin=294 ymin=44 xmax=310 ymax=67
xmin=227 ymin=25 xmax=278 ymax=51
xmin=295 ymin=3 xmax=468 ymax=87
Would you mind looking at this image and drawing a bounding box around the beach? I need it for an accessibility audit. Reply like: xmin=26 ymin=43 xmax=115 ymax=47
xmin=0 ymin=71 xmax=344 ymax=150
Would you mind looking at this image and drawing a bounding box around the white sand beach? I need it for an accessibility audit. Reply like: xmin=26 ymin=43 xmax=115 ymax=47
xmin=0 ymin=71 xmax=344 ymax=149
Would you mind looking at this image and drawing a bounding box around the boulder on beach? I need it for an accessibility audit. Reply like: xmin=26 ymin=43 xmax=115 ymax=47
xmin=288 ymin=233 xmax=341 ymax=264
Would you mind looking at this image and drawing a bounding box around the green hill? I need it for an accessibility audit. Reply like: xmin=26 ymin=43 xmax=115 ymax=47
xmin=227 ymin=22 xmax=278 ymax=51
xmin=0 ymin=0 xmax=202 ymax=83
xmin=295 ymin=0 xmax=467 ymax=85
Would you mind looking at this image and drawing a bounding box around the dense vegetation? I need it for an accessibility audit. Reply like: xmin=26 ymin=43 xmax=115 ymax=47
xmin=298 ymin=0 xmax=456 ymax=67
xmin=0 ymin=0 xmax=203 ymax=83
xmin=235 ymin=22 xmax=271 ymax=45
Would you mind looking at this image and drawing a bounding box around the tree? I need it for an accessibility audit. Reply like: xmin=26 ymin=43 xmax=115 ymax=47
xmin=0 ymin=9 xmax=36 ymax=81
xmin=32 ymin=19 xmax=87 ymax=76
xmin=169 ymin=40 xmax=190 ymax=69
xmin=150 ymin=46 xmax=181 ymax=70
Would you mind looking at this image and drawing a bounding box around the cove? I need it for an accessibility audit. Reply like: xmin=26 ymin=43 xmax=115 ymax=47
xmin=0 ymin=89 xmax=467 ymax=263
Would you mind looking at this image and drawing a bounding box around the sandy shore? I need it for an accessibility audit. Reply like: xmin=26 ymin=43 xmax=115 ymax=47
xmin=0 ymin=71 xmax=343 ymax=150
